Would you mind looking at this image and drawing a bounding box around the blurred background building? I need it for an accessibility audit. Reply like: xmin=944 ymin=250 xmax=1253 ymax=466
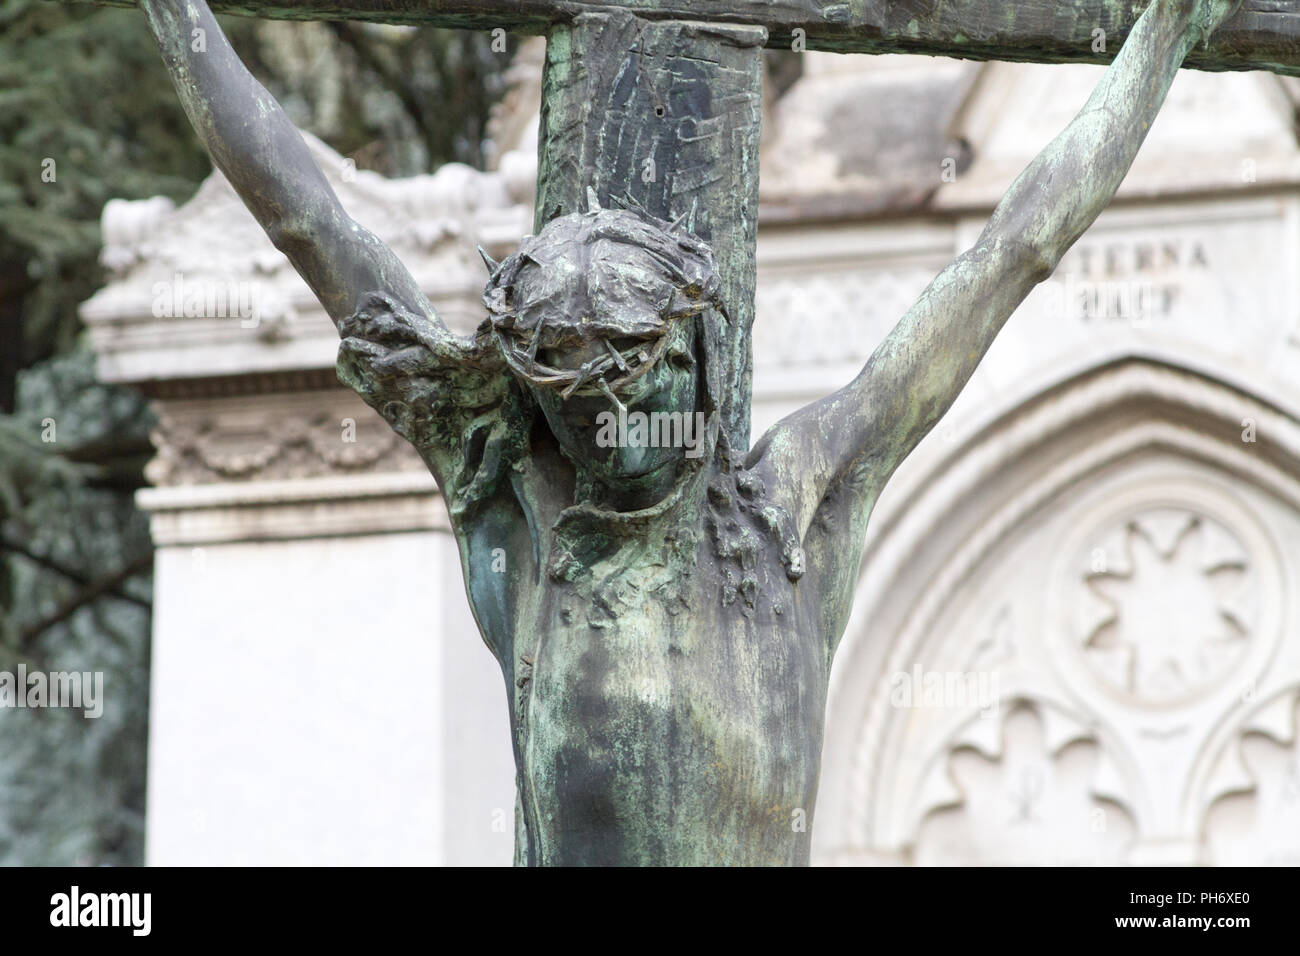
xmin=6 ymin=4 xmax=1300 ymax=864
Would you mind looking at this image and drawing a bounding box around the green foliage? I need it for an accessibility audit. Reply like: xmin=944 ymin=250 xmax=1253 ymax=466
xmin=246 ymin=20 xmax=516 ymax=176
xmin=0 ymin=0 xmax=511 ymax=864
xmin=0 ymin=353 xmax=153 ymax=866
xmin=0 ymin=0 xmax=199 ymax=867
xmin=0 ymin=0 xmax=213 ymax=392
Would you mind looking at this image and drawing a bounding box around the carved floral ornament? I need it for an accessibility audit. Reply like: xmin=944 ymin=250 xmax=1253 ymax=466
xmin=1051 ymin=484 xmax=1283 ymax=719
xmin=1076 ymin=506 xmax=1256 ymax=706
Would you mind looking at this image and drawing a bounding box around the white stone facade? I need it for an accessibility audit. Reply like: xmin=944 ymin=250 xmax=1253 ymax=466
xmin=85 ymin=48 xmax=1300 ymax=864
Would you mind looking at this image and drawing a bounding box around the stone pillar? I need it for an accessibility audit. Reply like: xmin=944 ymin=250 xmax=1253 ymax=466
xmin=83 ymin=133 xmax=531 ymax=865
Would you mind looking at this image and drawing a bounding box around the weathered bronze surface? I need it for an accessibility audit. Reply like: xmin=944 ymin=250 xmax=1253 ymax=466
xmin=134 ymin=0 xmax=1241 ymax=864
xmin=83 ymin=0 xmax=1294 ymax=73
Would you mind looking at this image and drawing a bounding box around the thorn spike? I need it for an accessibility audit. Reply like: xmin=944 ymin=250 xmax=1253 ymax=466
xmin=477 ymin=245 xmax=500 ymax=275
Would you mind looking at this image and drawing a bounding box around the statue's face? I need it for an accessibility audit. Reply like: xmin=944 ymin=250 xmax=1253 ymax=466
xmin=530 ymin=321 xmax=700 ymax=484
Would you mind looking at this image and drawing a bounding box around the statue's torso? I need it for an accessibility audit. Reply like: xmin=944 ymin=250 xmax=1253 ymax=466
xmin=335 ymin=294 xmax=866 ymax=866
xmin=521 ymin=540 xmax=827 ymax=865
xmin=461 ymin=452 xmax=832 ymax=866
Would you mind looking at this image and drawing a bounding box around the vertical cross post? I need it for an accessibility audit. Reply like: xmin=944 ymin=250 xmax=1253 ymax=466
xmin=535 ymin=12 xmax=766 ymax=452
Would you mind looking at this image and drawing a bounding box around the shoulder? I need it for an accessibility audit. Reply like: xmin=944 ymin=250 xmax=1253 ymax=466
xmin=745 ymin=395 xmax=884 ymax=545
xmin=336 ymin=291 xmax=526 ymax=510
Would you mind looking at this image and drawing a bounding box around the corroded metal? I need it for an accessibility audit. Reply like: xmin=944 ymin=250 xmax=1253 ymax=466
xmin=136 ymin=0 xmax=1240 ymax=864
xmin=86 ymin=0 xmax=1299 ymax=73
xmin=534 ymin=12 xmax=764 ymax=451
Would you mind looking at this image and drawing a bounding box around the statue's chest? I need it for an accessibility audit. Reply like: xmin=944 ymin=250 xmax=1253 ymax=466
xmin=514 ymin=559 xmax=828 ymax=864
xmin=519 ymin=561 xmax=692 ymax=731
xmin=518 ymin=548 xmax=825 ymax=731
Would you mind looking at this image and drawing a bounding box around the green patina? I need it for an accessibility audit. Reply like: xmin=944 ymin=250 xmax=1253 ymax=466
xmin=124 ymin=0 xmax=1242 ymax=863
xmin=67 ymin=0 xmax=1298 ymax=72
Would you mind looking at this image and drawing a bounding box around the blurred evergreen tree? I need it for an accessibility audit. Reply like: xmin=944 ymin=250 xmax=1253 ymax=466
xmin=0 ymin=0 xmax=512 ymax=864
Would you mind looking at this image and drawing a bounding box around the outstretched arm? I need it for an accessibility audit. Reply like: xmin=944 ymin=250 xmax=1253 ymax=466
xmin=138 ymin=0 xmax=436 ymax=327
xmin=754 ymin=0 xmax=1241 ymax=536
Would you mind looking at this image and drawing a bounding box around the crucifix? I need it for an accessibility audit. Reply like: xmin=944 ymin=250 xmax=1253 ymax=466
xmin=115 ymin=0 xmax=1264 ymax=865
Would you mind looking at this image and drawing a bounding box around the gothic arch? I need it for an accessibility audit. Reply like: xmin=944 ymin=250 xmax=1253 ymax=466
xmin=815 ymin=357 xmax=1300 ymax=865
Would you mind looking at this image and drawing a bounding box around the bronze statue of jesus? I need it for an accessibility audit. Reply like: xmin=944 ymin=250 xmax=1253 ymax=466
xmin=138 ymin=0 xmax=1239 ymax=864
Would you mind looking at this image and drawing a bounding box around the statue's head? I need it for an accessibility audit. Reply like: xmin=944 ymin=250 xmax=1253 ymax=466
xmin=481 ymin=200 xmax=726 ymax=493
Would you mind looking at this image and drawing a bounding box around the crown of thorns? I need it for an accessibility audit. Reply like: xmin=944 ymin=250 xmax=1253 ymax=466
xmin=480 ymin=192 xmax=727 ymax=411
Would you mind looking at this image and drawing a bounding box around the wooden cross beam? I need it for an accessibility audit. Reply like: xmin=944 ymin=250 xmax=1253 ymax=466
xmin=68 ymin=0 xmax=1300 ymax=75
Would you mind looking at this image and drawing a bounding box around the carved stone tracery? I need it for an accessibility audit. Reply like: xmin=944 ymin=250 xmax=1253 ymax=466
xmin=914 ymin=701 xmax=1136 ymax=866
xmin=1078 ymin=507 xmax=1255 ymax=705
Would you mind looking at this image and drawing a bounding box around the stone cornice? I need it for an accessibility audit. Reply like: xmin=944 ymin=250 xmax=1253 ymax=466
xmin=82 ymin=130 xmax=532 ymax=388
xmin=138 ymin=470 xmax=448 ymax=545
